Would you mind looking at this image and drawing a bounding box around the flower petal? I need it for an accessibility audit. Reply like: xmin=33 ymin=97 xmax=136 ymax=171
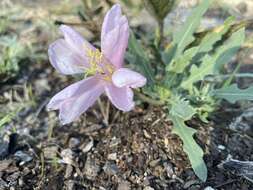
xmin=47 ymin=76 xmax=100 ymax=110
xmin=101 ymin=4 xmax=129 ymax=68
xmin=47 ymin=76 xmax=104 ymax=124
xmin=105 ymin=84 xmax=134 ymax=112
xmin=60 ymin=25 xmax=95 ymax=59
xmin=112 ymin=68 xmax=147 ymax=88
xmin=48 ymin=39 xmax=88 ymax=74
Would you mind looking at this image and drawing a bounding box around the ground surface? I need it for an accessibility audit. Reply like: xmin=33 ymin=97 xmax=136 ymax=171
xmin=0 ymin=0 xmax=253 ymax=189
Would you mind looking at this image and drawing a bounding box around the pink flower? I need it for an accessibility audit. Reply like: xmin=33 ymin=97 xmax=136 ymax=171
xmin=47 ymin=4 xmax=146 ymax=124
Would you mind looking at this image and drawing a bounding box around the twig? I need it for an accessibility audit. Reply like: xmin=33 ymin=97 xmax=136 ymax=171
xmin=98 ymin=97 xmax=108 ymax=125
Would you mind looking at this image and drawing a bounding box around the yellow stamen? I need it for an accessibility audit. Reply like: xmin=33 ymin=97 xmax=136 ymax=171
xmin=83 ymin=43 xmax=115 ymax=79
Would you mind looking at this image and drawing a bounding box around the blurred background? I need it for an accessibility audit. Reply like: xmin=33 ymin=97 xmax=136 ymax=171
xmin=0 ymin=0 xmax=253 ymax=189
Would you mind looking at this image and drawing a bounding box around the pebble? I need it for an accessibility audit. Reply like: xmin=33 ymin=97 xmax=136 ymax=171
xmin=109 ymin=137 xmax=121 ymax=147
xmin=103 ymin=161 xmax=119 ymax=175
xmin=117 ymin=180 xmax=131 ymax=190
xmin=84 ymin=155 xmax=100 ymax=180
xmin=107 ymin=153 xmax=117 ymax=161
xmin=218 ymin=145 xmax=226 ymax=150
xmin=204 ymin=186 xmax=215 ymax=190
xmin=143 ymin=186 xmax=155 ymax=190
xmin=61 ymin=149 xmax=75 ymax=165
xmin=143 ymin=130 xmax=151 ymax=139
xmin=68 ymin=137 xmax=80 ymax=149
xmin=14 ymin=151 xmax=33 ymax=165
xmin=82 ymin=139 xmax=94 ymax=153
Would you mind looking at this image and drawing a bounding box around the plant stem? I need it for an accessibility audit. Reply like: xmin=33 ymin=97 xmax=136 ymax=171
xmin=157 ymin=20 xmax=164 ymax=47
xmin=135 ymin=90 xmax=164 ymax=106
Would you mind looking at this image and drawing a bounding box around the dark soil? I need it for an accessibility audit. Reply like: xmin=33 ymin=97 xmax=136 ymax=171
xmin=0 ymin=62 xmax=252 ymax=189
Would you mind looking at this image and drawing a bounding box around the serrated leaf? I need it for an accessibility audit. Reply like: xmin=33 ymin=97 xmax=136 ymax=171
xmin=181 ymin=28 xmax=245 ymax=91
xmin=170 ymin=98 xmax=196 ymax=120
xmin=167 ymin=47 xmax=198 ymax=73
xmin=181 ymin=54 xmax=214 ymax=90
xmin=173 ymin=0 xmax=211 ymax=58
xmin=167 ymin=17 xmax=234 ymax=73
xmin=214 ymin=28 xmax=245 ymax=72
xmin=170 ymin=115 xmax=207 ymax=181
xmin=196 ymin=16 xmax=235 ymax=54
xmin=127 ymin=32 xmax=155 ymax=84
xmin=211 ymin=84 xmax=253 ymax=103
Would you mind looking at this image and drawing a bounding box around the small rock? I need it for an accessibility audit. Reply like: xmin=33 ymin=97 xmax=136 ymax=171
xmin=117 ymin=180 xmax=131 ymax=190
xmin=204 ymin=186 xmax=215 ymax=190
xmin=144 ymin=186 xmax=155 ymax=190
xmin=82 ymin=139 xmax=94 ymax=153
xmin=164 ymin=162 xmax=174 ymax=178
xmin=84 ymin=155 xmax=100 ymax=180
xmin=218 ymin=145 xmax=226 ymax=150
xmin=143 ymin=130 xmax=151 ymax=139
xmin=14 ymin=151 xmax=32 ymax=165
xmin=18 ymin=178 xmax=24 ymax=187
xmin=61 ymin=149 xmax=75 ymax=165
xmin=107 ymin=153 xmax=117 ymax=161
xmin=103 ymin=161 xmax=119 ymax=175
xmin=109 ymin=137 xmax=121 ymax=147
xmin=68 ymin=137 xmax=80 ymax=149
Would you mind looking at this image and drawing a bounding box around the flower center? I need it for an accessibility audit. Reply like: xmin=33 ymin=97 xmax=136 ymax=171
xmin=84 ymin=45 xmax=115 ymax=81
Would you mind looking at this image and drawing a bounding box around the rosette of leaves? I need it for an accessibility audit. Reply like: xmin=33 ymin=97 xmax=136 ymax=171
xmin=128 ymin=0 xmax=251 ymax=182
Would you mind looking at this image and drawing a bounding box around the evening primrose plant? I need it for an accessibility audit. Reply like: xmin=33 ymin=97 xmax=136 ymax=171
xmin=47 ymin=0 xmax=251 ymax=182
xmin=127 ymin=0 xmax=251 ymax=181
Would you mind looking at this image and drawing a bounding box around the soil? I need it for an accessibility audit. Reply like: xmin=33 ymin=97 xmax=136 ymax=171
xmin=1 ymin=0 xmax=253 ymax=190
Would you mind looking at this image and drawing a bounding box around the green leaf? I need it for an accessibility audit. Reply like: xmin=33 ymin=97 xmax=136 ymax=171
xmin=167 ymin=47 xmax=198 ymax=73
xmin=181 ymin=54 xmax=214 ymax=90
xmin=197 ymin=17 xmax=235 ymax=54
xmin=170 ymin=115 xmax=207 ymax=181
xmin=181 ymin=28 xmax=245 ymax=91
xmin=211 ymin=84 xmax=253 ymax=103
xmin=170 ymin=98 xmax=196 ymax=120
xmin=214 ymin=28 xmax=245 ymax=72
xmin=167 ymin=17 xmax=234 ymax=73
xmin=173 ymin=0 xmax=211 ymax=58
xmin=127 ymin=32 xmax=155 ymax=84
